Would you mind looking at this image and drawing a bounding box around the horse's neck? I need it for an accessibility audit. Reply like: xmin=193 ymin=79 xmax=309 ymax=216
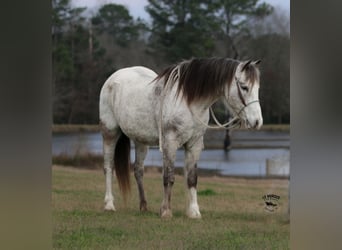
xmin=189 ymin=95 xmax=220 ymax=116
xmin=157 ymin=78 xmax=221 ymax=121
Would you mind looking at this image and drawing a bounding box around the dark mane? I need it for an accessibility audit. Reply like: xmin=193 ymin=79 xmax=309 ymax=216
xmin=155 ymin=57 xmax=259 ymax=105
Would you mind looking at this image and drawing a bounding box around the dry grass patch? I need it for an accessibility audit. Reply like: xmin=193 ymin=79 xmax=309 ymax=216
xmin=52 ymin=165 xmax=289 ymax=249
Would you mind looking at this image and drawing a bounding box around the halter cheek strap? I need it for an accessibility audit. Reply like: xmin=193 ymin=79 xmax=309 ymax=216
xmin=234 ymin=76 xmax=259 ymax=118
xmin=235 ymin=77 xmax=247 ymax=107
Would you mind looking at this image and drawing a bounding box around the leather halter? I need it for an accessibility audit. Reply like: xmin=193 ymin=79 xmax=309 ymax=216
xmin=234 ymin=76 xmax=260 ymax=117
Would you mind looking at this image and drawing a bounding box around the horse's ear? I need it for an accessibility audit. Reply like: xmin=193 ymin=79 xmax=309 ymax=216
xmin=241 ymin=60 xmax=252 ymax=71
xmin=253 ymin=59 xmax=261 ymax=65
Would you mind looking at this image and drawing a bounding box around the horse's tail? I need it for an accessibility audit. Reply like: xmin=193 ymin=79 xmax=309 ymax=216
xmin=114 ymin=132 xmax=131 ymax=202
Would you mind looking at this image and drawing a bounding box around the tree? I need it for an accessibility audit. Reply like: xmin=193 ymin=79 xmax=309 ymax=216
xmin=209 ymin=0 xmax=274 ymax=122
xmin=91 ymin=4 xmax=139 ymax=47
xmin=52 ymin=0 xmax=113 ymax=124
xmin=146 ymin=0 xmax=218 ymax=64
xmin=145 ymin=0 xmax=273 ymax=63
xmin=52 ymin=0 xmax=289 ymax=125
xmin=249 ymin=6 xmax=290 ymax=36
xmin=245 ymin=8 xmax=290 ymax=123
xmin=212 ymin=0 xmax=273 ymax=59
xmin=52 ymin=0 xmax=84 ymax=123
xmin=90 ymin=3 xmax=158 ymax=70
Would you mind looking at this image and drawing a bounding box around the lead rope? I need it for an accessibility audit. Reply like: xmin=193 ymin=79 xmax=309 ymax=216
xmin=210 ymin=107 xmax=241 ymax=129
xmin=191 ymin=100 xmax=260 ymax=130
xmin=190 ymin=107 xmax=240 ymax=130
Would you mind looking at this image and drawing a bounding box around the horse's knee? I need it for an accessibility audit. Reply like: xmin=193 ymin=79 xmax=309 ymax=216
xmin=163 ymin=157 xmax=175 ymax=187
xmin=163 ymin=172 xmax=175 ymax=187
xmin=104 ymin=166 xmax=112 ymax=175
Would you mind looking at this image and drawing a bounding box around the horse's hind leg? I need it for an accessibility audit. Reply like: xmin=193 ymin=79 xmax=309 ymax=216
xmin=184 ymin=138 xmax=203 ymax=219
xmin=133 ymin=142 xmax=148 ymax=211
xmin=100 ymin=122 xmax=121 ymax=211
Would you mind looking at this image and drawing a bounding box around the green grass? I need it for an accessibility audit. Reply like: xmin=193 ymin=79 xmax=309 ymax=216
xmin=52 ymin=166 xmax=289 ymax=249
xmin=197 ymin=188 xmax=217 ymax=196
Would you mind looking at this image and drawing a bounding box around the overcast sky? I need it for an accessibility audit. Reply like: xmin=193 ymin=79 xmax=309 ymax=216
xmin=71 ymin=0 xmax=290 ymax=20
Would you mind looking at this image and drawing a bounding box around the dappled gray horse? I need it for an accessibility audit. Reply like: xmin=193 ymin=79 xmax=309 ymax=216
xmin=99 ymin=58 xmax=262 ymax=218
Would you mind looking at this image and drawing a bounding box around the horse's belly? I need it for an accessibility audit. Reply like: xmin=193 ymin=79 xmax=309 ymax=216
xmin=120 ymin=117 xmax=159 ymax=146
xmin=117 ymin=97 xmax=159 ymax=146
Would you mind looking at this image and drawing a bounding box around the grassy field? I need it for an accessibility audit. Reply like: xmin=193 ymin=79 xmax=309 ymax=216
xmin=52 ymin=165 xmax=289 ymax=249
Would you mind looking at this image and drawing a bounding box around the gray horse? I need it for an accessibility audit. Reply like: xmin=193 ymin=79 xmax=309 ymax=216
xmin=99 ymin=58 xmax=262 ymax=218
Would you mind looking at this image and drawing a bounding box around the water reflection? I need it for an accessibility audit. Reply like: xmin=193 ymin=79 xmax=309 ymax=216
xmin=53 ymin=132 xmax=103 ymax=155
xmin=52 ymin=131 xmax=289 ymax=177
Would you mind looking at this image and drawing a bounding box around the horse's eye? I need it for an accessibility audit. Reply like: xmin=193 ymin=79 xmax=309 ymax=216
xmin=241 ymin=86 xmax=249 ymax=92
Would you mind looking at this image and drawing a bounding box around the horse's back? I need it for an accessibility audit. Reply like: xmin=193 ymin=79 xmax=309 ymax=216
xmin=100 ymin=66 xmax=157 ymax=112
xmin=111 ymin=66 xmax=157 ymax=84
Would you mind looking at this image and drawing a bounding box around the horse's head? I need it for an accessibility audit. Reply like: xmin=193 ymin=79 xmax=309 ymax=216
xmin=224 ymin=60 xmax=263 ymax=129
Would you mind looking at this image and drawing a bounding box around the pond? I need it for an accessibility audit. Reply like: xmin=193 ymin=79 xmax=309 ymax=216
xmin=52 ymin=130 xmax=290 ymax=177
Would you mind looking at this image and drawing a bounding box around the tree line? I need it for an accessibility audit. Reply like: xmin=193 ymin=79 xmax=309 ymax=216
xmin=52 ymin=0 xmax=289 ymax=124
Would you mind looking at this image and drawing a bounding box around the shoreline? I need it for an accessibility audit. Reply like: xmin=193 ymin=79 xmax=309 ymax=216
xmin=52 ymin=123 xmax=290 ymax=133
xmin=52 ymin=164 xmax=289 ymax=180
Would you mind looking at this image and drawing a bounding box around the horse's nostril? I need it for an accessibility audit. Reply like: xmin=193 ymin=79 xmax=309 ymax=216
xmin=254 ymin=120 xmax=259 ymax=128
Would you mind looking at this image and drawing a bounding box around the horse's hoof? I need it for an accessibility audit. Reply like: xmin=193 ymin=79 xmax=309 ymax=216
xmin=104 ymin=203 xmax=116 ymax=211
xmin=160 ymin=208 xmax=173 ymax=218
xmin=187 ymin=211 xmax=201 ymax=219
xmin=140 ymin=206 xmax=148 ymax=212
xmin=187 ymin=206 xmax=201 ymax=219
xmin=140 ymin=201 xmax=148 ymax=212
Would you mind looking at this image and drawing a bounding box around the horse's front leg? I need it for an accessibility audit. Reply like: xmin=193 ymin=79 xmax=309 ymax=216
xmin=184 ymin=138 xmax=203 ymax=219
xmin=160 ymin=137 xmax=177 ymax=218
